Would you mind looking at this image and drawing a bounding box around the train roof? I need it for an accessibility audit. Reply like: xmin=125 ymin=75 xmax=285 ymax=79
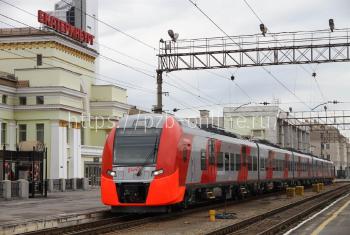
xmin=118 ymin=114 xmax=333 ymax=164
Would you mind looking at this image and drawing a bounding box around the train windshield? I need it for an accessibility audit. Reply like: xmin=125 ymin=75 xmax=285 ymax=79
xmin=113 ymin=128 xmax=162 ymax=166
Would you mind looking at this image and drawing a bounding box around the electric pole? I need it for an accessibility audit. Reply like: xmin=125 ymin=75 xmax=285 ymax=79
xmin=154 ymin=69 xmax=163 ymax=114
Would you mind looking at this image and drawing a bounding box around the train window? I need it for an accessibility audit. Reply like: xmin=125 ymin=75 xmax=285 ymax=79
xmin=182 ymin=148 xmax=188 ymax=162
xmin=248 ymin=155 xmax=252 ymax=171
xmin=272 ymin=159 xmax=276 ymax=171
xmin=260 ymin=157 xmax=265 ymax=170
xmin=252 ymin=156 xmax=257 ymax=171
xmin=230 ymin=153 xmax=235 ymax=171
xmin=235 ymin=154 xmax=241 ymax=171
xmin=200 ymin=150 xmax=207 ymax=170
xmin=217 ymin=152 xmax=224 ymax=171
xmin=209 ymin=139 xmax=215 ymax=165
xmin=224 ymin=153 xmax=230 ymax=171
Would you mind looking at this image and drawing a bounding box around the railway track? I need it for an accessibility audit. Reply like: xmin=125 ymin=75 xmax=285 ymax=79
xmin=23 ymin=190 xmax=284 ymax=235
xmin=204 ymin=183 xmax=350 ymax=235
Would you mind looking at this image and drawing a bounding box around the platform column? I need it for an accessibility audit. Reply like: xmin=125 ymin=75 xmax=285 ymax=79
xmin=2 ymin=180 xmax=11 ymax=199
xmin=7 ymin=121 xmax=16 ymax=150
xmin=69 ymin=123 xmax=82 ymax=178
xmin=50 ymin=120 xmax=68 ymax=179
xmin=18 ymin=179 xmax=29 ymax=199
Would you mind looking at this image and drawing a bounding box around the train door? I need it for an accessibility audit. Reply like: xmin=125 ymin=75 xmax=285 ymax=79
xmin=284 ymin=153 xmax=289 ymax=179
xmin=200 ymin=138 xmax=217 ymax=184
xmin=266 ymin=150 xmax=274 ymax=179
xmin=238 ymin=145 xmax=249 ymax=182
xmin=190 ymin=153 xmax=195 ymax=182
xmin=179 ymin=139 xmax=191 ymax=185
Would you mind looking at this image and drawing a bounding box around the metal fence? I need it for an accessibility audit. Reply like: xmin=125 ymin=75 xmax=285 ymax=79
xmin=11 ymin=181 xmax=19 ymax=198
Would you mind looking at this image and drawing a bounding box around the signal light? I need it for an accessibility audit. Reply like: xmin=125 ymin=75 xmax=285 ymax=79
xmin=329 ymin=19 xmax=335 ymax=32
xmin=168 ymin=29 xmax=179 ymax=42
xmin=260 ymin=24 xmax=267 ymax=36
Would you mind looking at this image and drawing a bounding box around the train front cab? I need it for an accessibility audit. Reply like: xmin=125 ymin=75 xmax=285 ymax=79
xmin=101 ymin=115 xmax=186 ymax=213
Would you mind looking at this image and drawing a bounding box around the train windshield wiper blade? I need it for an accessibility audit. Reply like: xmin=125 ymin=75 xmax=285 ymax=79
xmin=136 ymin=136 xmax=159 ymax=176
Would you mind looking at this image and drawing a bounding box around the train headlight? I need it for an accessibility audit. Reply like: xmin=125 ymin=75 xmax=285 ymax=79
xmin=107 ymin=170 xmax=116 ymax=177
xmin=152 ymin=169 xmax=164 ymax=176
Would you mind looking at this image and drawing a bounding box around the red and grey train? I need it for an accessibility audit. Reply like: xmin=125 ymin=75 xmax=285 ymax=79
xmin=101 ymin=114 xmax=335 ymax=212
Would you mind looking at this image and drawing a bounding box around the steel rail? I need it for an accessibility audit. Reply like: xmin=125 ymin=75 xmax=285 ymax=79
xmin=23 ymin=190 xmax=285 ymax=235
xmin=204 ymin=183 xmax=350 ymax=235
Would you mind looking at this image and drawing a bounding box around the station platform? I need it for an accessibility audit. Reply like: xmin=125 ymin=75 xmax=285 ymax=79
xmin=0 ymin=188 xmax=108 ymax=235
xmin=286 ymin=192 xmax=350 ymax=235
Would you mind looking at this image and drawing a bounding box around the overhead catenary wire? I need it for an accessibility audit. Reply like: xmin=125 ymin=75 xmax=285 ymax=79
xmin=58 ymin=0 xmax=157 ymax=51
xmin=0 ymin=0 xmax=157 ymax=69
xmin=0 ymin=19 xmax=157 ymax=94
xmin=0 ymin=13 xmax=156 ymax=78
xmin=0 ymin=13 xmax=221 ymax=110
xmin=0 ymin=2 xmax=224 ymax=109
xmin=43 ymin=0 xmax=251 ymax=108
xmin=187 ymin=0 xmax=313 ymax=110
xmin=0 ymin=31 xmax=202 ymax=114
xmin=242 ymin=0 xmax=327 ymax=103
xmin=0 ymin=0 xmax=156 ymax=51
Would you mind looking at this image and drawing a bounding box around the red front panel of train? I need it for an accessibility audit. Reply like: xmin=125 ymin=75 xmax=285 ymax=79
xmin=101 ymin=117 xmax=186 ymax=207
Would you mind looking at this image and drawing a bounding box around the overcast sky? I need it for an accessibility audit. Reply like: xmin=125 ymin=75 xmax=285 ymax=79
xmin=1 ymin=0 xmax=350 ymax=119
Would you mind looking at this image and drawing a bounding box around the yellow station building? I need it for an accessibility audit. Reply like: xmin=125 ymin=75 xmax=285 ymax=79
xmin=0 ymin=27 xmax=136 ymax=181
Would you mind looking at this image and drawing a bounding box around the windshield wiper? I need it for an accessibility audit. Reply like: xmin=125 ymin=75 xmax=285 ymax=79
xmin=136 ymin=136 xmax=159 ymax=176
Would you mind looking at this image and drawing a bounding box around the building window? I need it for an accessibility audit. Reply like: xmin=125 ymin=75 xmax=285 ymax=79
xmin=327 ymin=154 xmax=330 ymax=160
xmin=1 ymin=123 xmax=6 ymax=145
xmin=252 ymin=129 xmax=265 ymax=138
xmin=326 ymin=143 xmax=330 ymax=149
xmin=19 ymin=124 xmax=27 ymax=142
xmin=36 ymin=124 xmax=44 ymax=144
xmin=36 ymin=96 xmax=44 ymax=105
xmin=36 ymin=54 xmax=42 ymax=66
xmin=2 ymin=95 xmax=7 ymax=104
xmin=19 ymin=97 xmax=27 ymax=105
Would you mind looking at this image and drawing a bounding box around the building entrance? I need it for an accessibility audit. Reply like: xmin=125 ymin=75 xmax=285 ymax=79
xmin=84 ymin=162 xmax=101 ymax=187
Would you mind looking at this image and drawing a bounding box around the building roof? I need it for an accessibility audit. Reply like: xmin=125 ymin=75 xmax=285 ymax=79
xmin=0 ymin=27 xmax=98 ymax=55
xmin=0 ymin=71 xmax=17 ymax=87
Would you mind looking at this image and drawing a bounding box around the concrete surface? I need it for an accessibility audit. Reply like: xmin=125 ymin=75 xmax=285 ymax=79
xmin=0 ymin=188 xmax=108 ymax=235
xmin=287 ymin=193 xmax=350 ymax=235
xmin=109 ymin=184 xmax=343 ymax=235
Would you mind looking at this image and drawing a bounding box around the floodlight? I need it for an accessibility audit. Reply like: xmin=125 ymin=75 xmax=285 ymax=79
xmin=260 ymin=24 xmax=267 ymax=36
xmin=329 ymin=19 xmax=335 ymax=32
xmin=168 ymin=29 xmax=179 ymax=42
